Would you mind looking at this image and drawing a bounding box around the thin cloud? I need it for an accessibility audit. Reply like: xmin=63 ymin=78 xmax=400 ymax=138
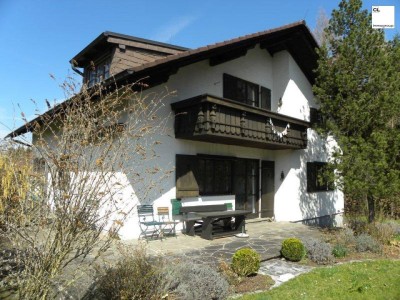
xmin=151 ymin=16 xmax=197 ymax=43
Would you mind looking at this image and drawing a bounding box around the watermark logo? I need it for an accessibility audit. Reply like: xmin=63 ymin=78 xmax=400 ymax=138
xmin=372 ymin=6 xmax=395 ymax=28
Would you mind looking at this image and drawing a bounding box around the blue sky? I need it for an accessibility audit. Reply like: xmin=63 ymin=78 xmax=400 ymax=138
xmin=0 ymin=0 xmax=398 ymax=139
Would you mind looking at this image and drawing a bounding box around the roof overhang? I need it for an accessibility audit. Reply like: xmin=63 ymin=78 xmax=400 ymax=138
xmin=114 ymin=21 xmax=318 ymax=87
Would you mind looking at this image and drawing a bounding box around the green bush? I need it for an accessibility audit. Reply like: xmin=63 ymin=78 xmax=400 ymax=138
xmin=231 ymin=248 xmax=260 ymax=277
xmin=332 ymin=244 xmax=348 ymax=258
xmin=281 ymin=238 xmax=305 ymax=262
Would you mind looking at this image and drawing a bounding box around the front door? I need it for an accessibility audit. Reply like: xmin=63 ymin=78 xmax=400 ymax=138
xmin=261 ymin=161 xmax=275 ymax=218
xmin=234 ymin=159 xmax=259 ymax=219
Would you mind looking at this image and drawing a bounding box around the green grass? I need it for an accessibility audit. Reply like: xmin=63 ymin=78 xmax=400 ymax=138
xmin=239 ymin=260 xmax=400 ymax=300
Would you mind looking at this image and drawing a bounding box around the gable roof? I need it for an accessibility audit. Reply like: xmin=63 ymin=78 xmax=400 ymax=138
xmin=71 ymin=31 xmax=189 ymax=67
xmin=6 ymin=21 xmax=318 ymax=139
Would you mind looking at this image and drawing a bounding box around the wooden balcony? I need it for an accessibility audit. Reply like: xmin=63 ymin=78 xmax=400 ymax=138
xmin=171 ymin=94 xmax=309 ymax=150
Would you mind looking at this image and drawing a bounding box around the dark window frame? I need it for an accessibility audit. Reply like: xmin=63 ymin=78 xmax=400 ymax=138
xmin=198 ymin=156 xmax=233 ymax=196
xmin=223 ymin=73 xmax=271 ymax=110
xmin=86 ymin=58 xmax=111 ymax=87
xmin=307 ymin=161 xmax=334 ymax=192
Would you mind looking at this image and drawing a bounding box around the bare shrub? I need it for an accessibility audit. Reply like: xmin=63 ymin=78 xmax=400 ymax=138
xmin=337 ymin=227 xmax=357 ymax=248
xmin=1 ymin=77 xmax=174 ymax=299
xmin=368 ymin=222 xmax=397 ymax=245
xmin=347 ymin=218 xmax=368 ymax=235
xmin=92 ymin=244 xmax=167 ymax=300
xmin=0 ymin=147 xmax=32 ymax=228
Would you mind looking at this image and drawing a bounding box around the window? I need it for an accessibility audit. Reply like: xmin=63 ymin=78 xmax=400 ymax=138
xmin=310 ymin=107 xmax=323 ymax=126
xmin=223 ymin=74 xmax=271 ymax=110
xmin=307 ymin=162 xmax=334 ymax=192
xmin=176 ymin=154 xmax=261 ymax=199
xmin=87 ymin=60 xmax=111 ymax=87
xmin=198 ymin=157 xmax=232 ymax=195
xmin=176 ymin=155 xmax=259 ymax=212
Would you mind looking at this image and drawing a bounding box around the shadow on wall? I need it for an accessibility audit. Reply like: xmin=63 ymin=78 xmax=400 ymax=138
xmin=298 ymin=131 xmax=341 ymax=227
xmin=124 ymin=131 xmax=176 ymax=208
xmin=275 ymin=130 xmax=341 ymax=228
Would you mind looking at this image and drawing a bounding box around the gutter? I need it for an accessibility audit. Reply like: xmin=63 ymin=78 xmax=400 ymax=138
xmin=70 ymin=60 xmax=84 ymax=76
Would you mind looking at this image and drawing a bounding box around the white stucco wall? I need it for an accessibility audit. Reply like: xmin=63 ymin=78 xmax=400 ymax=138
xmin=34 ymin=44 xmax=344 ymax=240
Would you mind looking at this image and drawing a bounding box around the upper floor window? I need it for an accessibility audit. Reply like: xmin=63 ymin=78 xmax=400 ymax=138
xmin=87 ymin=60 xmax=111 ymax=87
xmin=223 ymin=74 xmax=271 ymax=110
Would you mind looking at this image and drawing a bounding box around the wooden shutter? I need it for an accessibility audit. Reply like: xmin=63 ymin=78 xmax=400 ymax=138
xmin=260 ymin=87 xmax=271 ymax=110
xmin=307 ymin=162 xmax=316 ymax=192
xmin=176 ymin=154 xmax=200 ymax=198
xmin=223 ymin=73 xmax=237 ymax=101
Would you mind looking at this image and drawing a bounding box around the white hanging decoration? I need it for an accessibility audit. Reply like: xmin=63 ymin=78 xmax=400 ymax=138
xmin=269 ymin=118 xmax=290 ymax=138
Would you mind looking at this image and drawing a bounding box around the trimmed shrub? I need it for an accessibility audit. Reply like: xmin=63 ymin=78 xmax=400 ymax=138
xmin=164 ymin=262 xmax=229 ymax=300
xmin=281 ymin=238 xmax=305 ymax=262
xmin=231 ymin=248 xmax=260 ymax=277
xmin=355 ymin=233 xmax=382 ymax=253
xmin=92 ymin=245 xmax=167 ymax=300
xmin=303 ymin=238 xmax=334 ymax=265
xmin=332 ymin=244 xmax=348 ymax=258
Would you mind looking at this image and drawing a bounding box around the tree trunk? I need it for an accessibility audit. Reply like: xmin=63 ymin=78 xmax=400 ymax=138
xmin=367 ymin=194 xmax=375 ymax=223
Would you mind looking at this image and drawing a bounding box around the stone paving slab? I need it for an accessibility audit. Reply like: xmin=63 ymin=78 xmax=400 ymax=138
xmin=259 ymin=259 xmax=314 ymax=288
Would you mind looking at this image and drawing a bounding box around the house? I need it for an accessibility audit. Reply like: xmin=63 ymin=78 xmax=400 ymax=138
xmin=7 ymin=21 xmax=344 ymax=239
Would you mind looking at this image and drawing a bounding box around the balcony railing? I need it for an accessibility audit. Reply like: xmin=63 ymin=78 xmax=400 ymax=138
xmin=171 ymin=94 xmax=309 ymax=150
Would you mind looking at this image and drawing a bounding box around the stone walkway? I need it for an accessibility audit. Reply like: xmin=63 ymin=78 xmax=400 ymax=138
xmin=132 ymin=220 xmax=324 ymax=264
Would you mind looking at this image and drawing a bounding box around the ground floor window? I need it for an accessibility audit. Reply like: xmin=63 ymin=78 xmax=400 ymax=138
xmin=307 ymin=161 xmax=334 ymax=192
xmin=176 ymin=154 xmax=259 ymax=212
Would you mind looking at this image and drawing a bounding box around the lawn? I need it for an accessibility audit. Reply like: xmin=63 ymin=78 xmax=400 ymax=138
xmin=240 ymin=260 xmax=400 ymax=300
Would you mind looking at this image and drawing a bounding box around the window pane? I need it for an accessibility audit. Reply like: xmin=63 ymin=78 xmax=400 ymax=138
xmin=307 ymin=162 xmax=333 ymax=192
xmin=104 ymin=63 xmax=110 ymax=79
xmin=214 ymin=160 xmax=232 ymax=194
xmin=223 ymin=74 xmax=261 ymax=108
xmin=205 ymin=160 xmax=214 ymax=194
xmin=247 ymin=83 xmax=259 ymax=107
xmin=198 ymin=159 xmax=205 ymax=194
xmin=236 ymin=80 xmax=247 ymax=102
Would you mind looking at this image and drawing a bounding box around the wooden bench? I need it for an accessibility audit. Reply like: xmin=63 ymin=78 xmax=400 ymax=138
xmin=180 ymin=204 xmax=251 ymax=240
